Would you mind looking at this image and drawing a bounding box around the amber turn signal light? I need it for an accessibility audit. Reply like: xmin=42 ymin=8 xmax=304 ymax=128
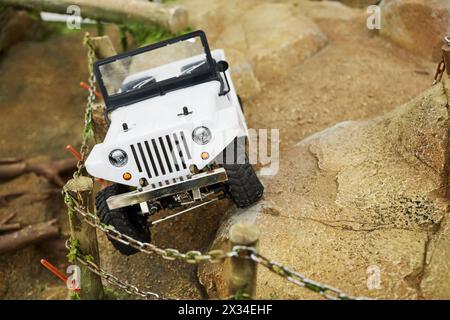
xmin=123 ymin=172 xmax=132 ymax=180
xmin=201 ymin=152 xmax=209 ymax=160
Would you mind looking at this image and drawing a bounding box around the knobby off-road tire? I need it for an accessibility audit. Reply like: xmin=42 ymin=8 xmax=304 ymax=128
xmin=96 ymin=184 xmax=150 ymax=256
xmin=222 ymin=135 xmax=264 ymax=209
xmin=223 ymin=161 xmax=264 ymax=208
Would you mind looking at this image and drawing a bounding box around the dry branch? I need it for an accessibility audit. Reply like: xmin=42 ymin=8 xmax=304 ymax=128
xmin=0 ymin=223 xmax=21 ymax=233
xmin=0 ymin=212 xmax=21 ymax=234
xmin=0 ymin=157 xmax=77 ymax=187
xmin=2 ymin=0 xmax=189 ymax=33
xmin=0 ymin=211 xmax=17 ymax=225
xmin=0 ymin=219 xmax=59 ymax=254
xmin=0 ymin=191 xmax=26 ymax=205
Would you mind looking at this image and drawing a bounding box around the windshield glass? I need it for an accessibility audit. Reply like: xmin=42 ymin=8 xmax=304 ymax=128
xmin=98 ymin=35 xmax=210 ymax=97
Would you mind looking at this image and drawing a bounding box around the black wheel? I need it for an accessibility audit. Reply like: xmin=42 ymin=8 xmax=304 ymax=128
xmin=223 ymin=161 xmax=264 ymax=208
xmin=95 ymin=184 xmax=150 ymax=256
xmin=221 ymin=137 xmax=264 ymax=208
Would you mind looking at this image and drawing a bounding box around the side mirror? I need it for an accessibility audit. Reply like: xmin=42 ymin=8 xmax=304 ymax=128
xmin=216 ymin=60 xmax=229 ymax=72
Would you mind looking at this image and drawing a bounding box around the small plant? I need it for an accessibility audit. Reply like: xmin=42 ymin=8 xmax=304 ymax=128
xmin=84 ymin=254 xmax=94 ymax=262
xmin=232 ymin=286 xmax=251 ymax=300
xmin=70 ymin=292 xmax=81 ymax=300
xmin=67 ymin=238 xmax=80 ymax=263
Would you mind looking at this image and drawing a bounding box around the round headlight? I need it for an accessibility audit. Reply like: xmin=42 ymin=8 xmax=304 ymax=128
xmin=192 ymin=126 xmax=212 ymax=145
xmin=109 ymin=149 xmax=128 ymax=167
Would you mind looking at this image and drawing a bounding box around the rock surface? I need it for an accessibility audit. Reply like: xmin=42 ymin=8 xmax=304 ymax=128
xmin=178 ymin=0 xmax=329 ymax=97
xmin=198 ymin=77 xmax=450 ymax=299
xmin=0 ymin=9 xmax=47 ymax=53
xmin=379 ymin=0 xmax=450 ymax=61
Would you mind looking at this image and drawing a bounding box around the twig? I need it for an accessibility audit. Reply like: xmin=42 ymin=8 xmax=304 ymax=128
xmin=0 ymin=191 xmax=26 ymax=206
xmin=0 ymin=157 xmax=77 ymax=187
xmin=0 ymin=223 xmax=21 ymax=233
xmin=0 ymin=211 xmax=17 ymax=225
xmin=0 ymin=219 xmax=59 ymax=254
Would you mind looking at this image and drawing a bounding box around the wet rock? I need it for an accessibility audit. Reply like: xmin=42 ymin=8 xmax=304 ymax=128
xmin=379 ymin=0 xmax=450 ymax=61
xmin=198 ymin=78 xmax=450 ymax=299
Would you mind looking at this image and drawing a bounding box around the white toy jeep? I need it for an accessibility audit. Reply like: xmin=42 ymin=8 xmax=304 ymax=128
xmin=86 ymin=30 xmax=264 ymax=255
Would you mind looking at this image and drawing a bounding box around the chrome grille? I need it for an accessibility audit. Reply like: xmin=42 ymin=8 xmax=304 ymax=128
xmin=130 ymin=131 xmax=192 ymax=179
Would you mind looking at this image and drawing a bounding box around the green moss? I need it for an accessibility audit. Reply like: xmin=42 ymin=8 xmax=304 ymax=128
xmin=67 ymin=238 xmax=80 ymax=263
xmin=84 ymin=254 xmax=94 ymax=262
xmin=232 ymin=286 xmax=251 ymax=300
xmin=70 ymin=292 xmax=81 ymax=300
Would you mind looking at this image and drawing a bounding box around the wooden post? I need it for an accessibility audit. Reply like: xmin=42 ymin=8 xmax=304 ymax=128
xmin=88 ymin=36 xmax=118 ymax=61
xmin=228 ymin=223 xmax=260 ymax=299
xmin=65 ymin=177 xmax=104 ymax=300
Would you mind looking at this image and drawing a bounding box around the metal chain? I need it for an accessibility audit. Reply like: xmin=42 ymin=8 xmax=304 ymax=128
xmin=65 ymin=192 xmax=239 ymax=263
xmin=75 ymin=33 xmax=96 ymax=177
xmin=249 ymin=251 xmax=370 ymax=300
xmin=66 ymin=192 xmax=368 ymax=300
xmin=68 ymin=243 xmax=164 ymax=300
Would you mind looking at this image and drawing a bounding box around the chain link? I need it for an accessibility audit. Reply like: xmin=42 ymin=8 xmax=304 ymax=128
xmin=249 ymin=252 xmax=370 ymax=300
xmin=75 ymin=33 xmax=96 ymax=177
xmin=65 ymin=192 xmax=238 ymax=263
xmin=67 ymin=242 xmax=164 ymax=300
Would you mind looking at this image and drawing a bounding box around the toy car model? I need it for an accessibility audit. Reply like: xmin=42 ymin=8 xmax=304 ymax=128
xmin=86 ymin=30 xmax=264 ymax=255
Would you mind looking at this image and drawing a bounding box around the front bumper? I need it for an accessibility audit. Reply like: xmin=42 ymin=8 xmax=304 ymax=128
xmin=107 ymin=167 xmax=228 ymax=210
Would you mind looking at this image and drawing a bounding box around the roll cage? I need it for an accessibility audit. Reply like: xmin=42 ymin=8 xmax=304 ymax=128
xmin=94 ymin=30 xmax=228 ymax=113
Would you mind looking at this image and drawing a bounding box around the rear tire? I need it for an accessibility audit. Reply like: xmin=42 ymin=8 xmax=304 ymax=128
xmin=95 ymin=184 xmax=150 ymax=256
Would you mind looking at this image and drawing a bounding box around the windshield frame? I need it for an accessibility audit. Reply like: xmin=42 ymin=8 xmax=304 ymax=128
xmin=94 ymin=30 xmax=218 ymax=112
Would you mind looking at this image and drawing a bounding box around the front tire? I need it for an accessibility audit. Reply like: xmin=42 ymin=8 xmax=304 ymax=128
xmin=95 ymin=184 xmax=150 ymax=256
xmin=223 ymin=161 xmax=264 ymax=208
xmin=221 ymin=136 xmax=264 ymax=209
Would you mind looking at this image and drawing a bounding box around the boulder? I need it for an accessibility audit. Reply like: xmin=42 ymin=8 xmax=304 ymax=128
xmin=379 ymin=0 xmax=450 ymax=61
xmin=0 ymin=9 xmax=47 ymax=53
xmin=290 ymin=0 xmax=361 ymax=21
xmin=219 ymin=3 xmax=328 ymax=84
xmin=178 ymin=0 xmax=328 ymax=97
xmin=198 ymin=77 xmax=450 ymax=299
